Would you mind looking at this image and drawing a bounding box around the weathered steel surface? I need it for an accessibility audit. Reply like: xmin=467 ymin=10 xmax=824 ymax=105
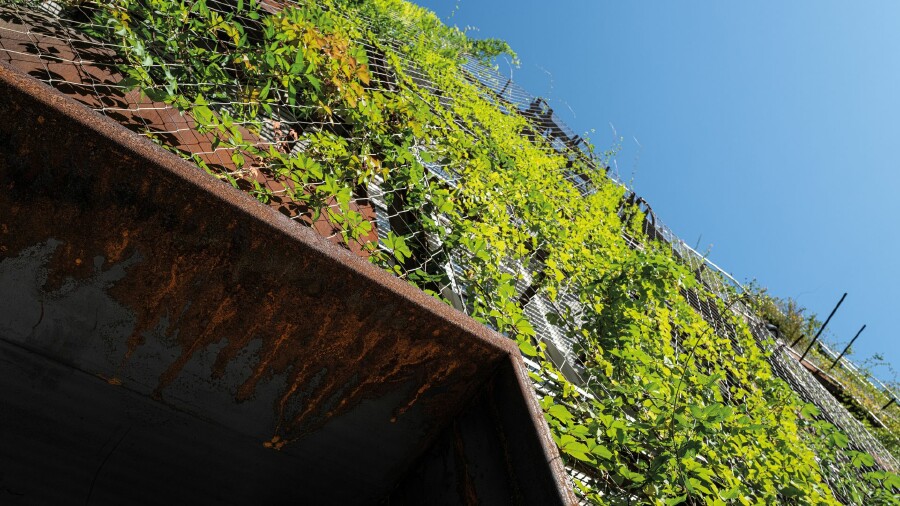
xmin=0 ymin=61 xmax=574 ymax=504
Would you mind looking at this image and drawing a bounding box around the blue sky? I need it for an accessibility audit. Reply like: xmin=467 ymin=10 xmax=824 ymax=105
xmin=411 ymin=1 xmax=900 ymax=387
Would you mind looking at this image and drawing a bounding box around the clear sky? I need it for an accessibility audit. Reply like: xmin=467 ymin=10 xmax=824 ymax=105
xmin=410 ymin=0 xmax=900 ymax=387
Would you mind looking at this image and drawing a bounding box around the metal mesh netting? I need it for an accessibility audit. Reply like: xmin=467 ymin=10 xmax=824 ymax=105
xmin=454 ymin=21 xmax=900 ymax=483
xmin=1 ymin=1 xmax=897 ymax=502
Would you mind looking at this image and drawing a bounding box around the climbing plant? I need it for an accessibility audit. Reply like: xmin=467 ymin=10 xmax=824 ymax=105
xmin=51 ymin=0 xmax=900 ymax=503
xmin=750 ymin=285 xmax=900 ymax=466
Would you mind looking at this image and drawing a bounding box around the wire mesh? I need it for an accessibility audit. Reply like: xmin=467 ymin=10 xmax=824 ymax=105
xmin=0 ymin=0 xmax=897 ymax=502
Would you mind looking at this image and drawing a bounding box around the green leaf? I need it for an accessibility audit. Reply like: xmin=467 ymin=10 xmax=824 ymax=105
xmin=882 ymin=472 xmax=900 ymax=490
xmin=517 ymin=340 xmax=538 ymax=357
xmin=561 ymin=441 xmax=595 ymax=464
xmin=259 ymin=80 xmax=271 ymax=101
xmin=664 ymin=495 xmax=687 ymax=506
xmin=828 ymin=430 xmax=850 ymax=449
xmin=383 ymin=232 xmax=412 ymax=263
xmin=307 ymin=75 xmax=322 ymax=93
xmin=546 ymin=404 xmax=574 ymax=423
xmin=290 ymin=49 xmax=306 ymax=74
xmin=800 ymin=403 xmax=820 ymax=419
xmin=591 ymin=444 xmax=613 ymax=460
xmin=513 ymin=317 xmax=535 ymax=337
xmin=780 ymin=483 xmax=804 ymax=498
xmin=848 ymin=450 xmax=875 ymax=468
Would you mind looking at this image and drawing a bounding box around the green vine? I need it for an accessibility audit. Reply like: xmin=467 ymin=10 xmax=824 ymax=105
xmin=53 ymin=0 xmax=900 ymax=503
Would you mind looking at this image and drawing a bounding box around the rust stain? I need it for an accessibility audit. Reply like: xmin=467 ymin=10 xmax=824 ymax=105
xmin=262 ymin=435 xmax=283 ymax=450
xmin=105 ymin=230 xmax=131 ymax=264
xmin=43 ymin=242 xmax=92 ymax=292
xmin=96 ymin=374 xmax=123 ymax=386
xmin=0 ymin=9 xmax=524 ymax=462
xmin=0 ymin=76 xmax=501 ymax=452
xmin=393 ymin=361 xmax=457 ymax=420
xmin=1 ymin=167 xmax=491 ymax=452
xmin=0 ymin=18 xmax=580 ymax=506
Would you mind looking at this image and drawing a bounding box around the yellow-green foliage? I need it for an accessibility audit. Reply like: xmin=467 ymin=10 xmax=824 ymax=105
xmin=750 ymin=287 xmax=900 ymax=463
xmin=77 ymin=0 xmax=899 ymax=503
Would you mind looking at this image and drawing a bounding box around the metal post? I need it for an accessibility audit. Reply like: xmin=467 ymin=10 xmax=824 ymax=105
xmin=828 ymin=324 xmax=866 ymax=370
xmin=883 ymin=398 xmax=897 ymax=410
xmin=796 ymin=293 xmax=847 ymax=360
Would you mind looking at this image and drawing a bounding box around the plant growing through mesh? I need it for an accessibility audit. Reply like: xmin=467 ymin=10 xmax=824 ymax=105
xmin=25 ymin=0 xmax=900 ymax=502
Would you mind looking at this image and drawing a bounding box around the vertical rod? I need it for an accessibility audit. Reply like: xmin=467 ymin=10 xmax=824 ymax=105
xmin=828 ymin=324 xmax=866 ymax=370
xmin=797 ymin=292 xmax=847 ymax=361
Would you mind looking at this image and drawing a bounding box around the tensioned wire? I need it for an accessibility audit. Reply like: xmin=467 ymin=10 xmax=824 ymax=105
xmin=1 ymin=0 xmax=896 ymax=499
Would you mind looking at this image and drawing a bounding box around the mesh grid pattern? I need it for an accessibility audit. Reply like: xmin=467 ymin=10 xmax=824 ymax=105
xmin=0 ymin=1 xmax=896 ymax=502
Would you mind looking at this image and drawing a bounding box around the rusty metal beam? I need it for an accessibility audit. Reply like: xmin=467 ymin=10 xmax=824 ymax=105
xmin=0 ymin=62 xmax=574 ymax=505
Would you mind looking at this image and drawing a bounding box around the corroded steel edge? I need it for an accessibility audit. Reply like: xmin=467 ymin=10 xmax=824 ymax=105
xmin=0 ymin=61 xmax=576 ymax=504
xmin=0 ymin=60 xmax=515 ymax=360
xmin=507 ymin=351 xmax=578 ymax=504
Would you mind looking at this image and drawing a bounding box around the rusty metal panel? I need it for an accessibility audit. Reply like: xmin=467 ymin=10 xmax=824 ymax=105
xmin=0 ymin=62 xmax=574 ymax=504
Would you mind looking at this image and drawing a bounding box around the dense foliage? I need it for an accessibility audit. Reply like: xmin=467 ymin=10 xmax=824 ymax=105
xmin=57 ymin=0 xmax=900 ymax=502
xmin=750 ymin=287 xmax=900 ymax=468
